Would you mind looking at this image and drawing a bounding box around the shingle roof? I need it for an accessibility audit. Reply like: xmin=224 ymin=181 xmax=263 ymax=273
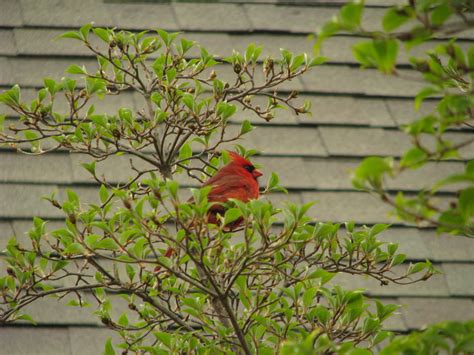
xmin=1 ymin=0 xmax=473 ymax=353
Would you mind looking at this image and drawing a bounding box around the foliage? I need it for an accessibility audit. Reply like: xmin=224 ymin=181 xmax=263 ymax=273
xmin=380 ymin=320 xmax=474 ymax=355
xmin=281 ymin=320 xmax=474 ymax=355
xmin=315 ymin=0 xmax=474 ymax=238
xmin=0 ymin=25 xmax=436 ymax=354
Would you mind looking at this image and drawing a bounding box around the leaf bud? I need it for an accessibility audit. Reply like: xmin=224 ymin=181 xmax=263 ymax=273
xmin=233 ymin=63 xmax=242 ymax=74
xmin=294 ymin=106 xmax=307 ymax=114
xmin=446 ymin=44 xmax=455 ymax=58
xmin=414 ymin=60 xmax=430 ymax=73
xmin=101 ymin=316 xmax=111 ymax=325
xmin=289 ymin=90 xmax=299 ymax=99
xmin=262 ymin=112 xmax=274 ymax=122
xmin=153 ymin=189 xmax=161 ymax=199
xmin=263 ymin=58 xmax=274 ymax=76
xmin=51 ymin=199 xmax=62 ymax=209
xmin=68 ymin=214 xmax=76 ymax=224
xmin=123 ymin=199 xmax=132 ymax=209
xmin=208 ymin=70 xmax=217 ymax=81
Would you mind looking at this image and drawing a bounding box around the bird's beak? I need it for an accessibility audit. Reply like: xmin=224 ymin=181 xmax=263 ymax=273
xmin=253 ymin=169 xmax=263 ymax=178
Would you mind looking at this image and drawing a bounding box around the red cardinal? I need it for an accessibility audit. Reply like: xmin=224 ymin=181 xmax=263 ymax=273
xmin=159 ymin=152 xmax=263 ymax=264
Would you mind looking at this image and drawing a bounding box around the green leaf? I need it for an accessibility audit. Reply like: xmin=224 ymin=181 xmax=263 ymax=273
xmin=459 ymin=187 xmax=474 ymax=218
xmin=374 ymin=38 xmax=399 ymax=74
xmin=64 ymin=243 xmax=84 ymax=255
xmin=167 ymin=181 xmax=179 ymax=199
xmin=466 ymin=161 xmax=474 ymax=176
xmin=224 ymin=208 xmax=242 ymax=225
xmin=96 ymin=238 xmax=119 ymax=250
xmin=117 ymin=313 xmax=129 ymax=327
xmin=154 ymin=332 xmax=173 ymax=349
xmin=363 ymin=317 xmax=380 ymax=333
xmin=431 ymin=4 xmax=452 ymax=26
xmin=16 ymin=314 xmax=37 ymax=325
xmin=407 ymin=261 xmax=427 ymax=275
xmin=0 ymin=85 xmax=21 ymax=106
xmin=86 ymin=78 xmax=106 ymax=96
xmin=290 ymin=53 xmax=306 ymax=71
xmin=339 ymin=2 xmax=364 ymax=29
xmin=82 ymin=161 xmax=96 ymax=175
xmin=400 ymin=147 xmax=428 ymax=168
xmin=93 ymin=28 xmax=110 ymax=43
xmin=308 ymin=56 xmax=328 ymax=67
xmin=178 ymin=143 xmax=192 ymax=164
xmin=181 ymin=93 xmax=195 ymax=110
xmin=79 ymin=23 xmax=93 ymax=41
xmin=216 ymin=102 xmax=237 ymax=120
xmin=58 ymin=31 xmax=83 ymax=41
xmin=85 ymin=234 xmax=100 ymax=249
xmin=104 ymin=338 xmax=115 ymax=355
xmin=302 ymin=287 xmax=318 ymax=307
xmin=308 ymin=268 xmax=335 ymax=284
xmin=352 ymin=157 xmax=393 ymax=190
xmin=44 ymin=78 xmax=58 ymax=95
xmin=382 ymin=7 xmax=411 ymax=32
xmin=240 ymin=120 xmax=254 ymax=135
xmin=99 ymin=185 xmax=109 ymax=204
xmin=391 ymin=253 xmax=406 ymax=267
xmin=415 ymin=87 xmax=439 ymax=110
xmin=353 ymin=39 xmax=398 ymax=73
xmin=166 ymin=68 xmax=177 ymax=82
xmin=314 ymin=306 xmax=330 ymax=325
xmin=370 ymin=224 xmax=390 ymax=236
xmin=66 ymin=64 xmax=87 ymax=75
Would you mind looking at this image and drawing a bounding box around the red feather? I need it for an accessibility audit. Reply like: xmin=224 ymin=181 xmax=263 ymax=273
xmin=156 ymin=152 xmax=262 ymax=272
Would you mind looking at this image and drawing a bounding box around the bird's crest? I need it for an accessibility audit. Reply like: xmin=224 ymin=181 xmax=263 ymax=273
xmin=228 ymin=151 xmax=252 ymax=167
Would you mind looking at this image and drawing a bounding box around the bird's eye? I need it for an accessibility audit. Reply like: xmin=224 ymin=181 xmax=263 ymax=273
xmin=244 ymin=165 xmax=255 ymax=172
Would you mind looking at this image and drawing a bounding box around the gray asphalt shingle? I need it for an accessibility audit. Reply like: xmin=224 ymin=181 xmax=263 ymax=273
xmin=0 ymin=153 xmax=73 ymax=183
xmin=0 ymin=30 xmax=16 ymax=55
xmin=318 ymin=127 xmax=411 ymax=157
xmin=20 ymin=0 xmax=112 ymax=27
xmin=0 ymin=184 xmax=61 ymax=218
xmin=399 ymin=298 xmax=474 ymax=329
xmin=69 ymin=327 xmax=121 ymax=355
xmin=302 ymin=66 xmax=426 ymax=96
xmin=302 ymin=158 xmax=464 ymax=191
xmin=21 ymin=0 xmax=177 ymax=30
xmin=0 ymin=0 xmax=473 ymax=344
xmin=0 ymin=0 xmax=22 ymax=27
xmin=247 ymin=126 xmax=328 ymax=156
xmin=302 ymin=191 xmax=394 ymax=224
xmin=0 ymin=327 xmax=71 ymax=355
xmin=13 ymin=28 xmax=92 ymax=56
xmin=422 ymin=231 xmax=474 ymax=262
xmin=378 ymin=228 xmax=431 ymax=261
xmin=304 ymin=95 xmax=396 ymax=126
xmin=107 ymin=2 xmax=179 ymax=31
xmin=174 ymin=3 xmax=251 ymax=31
xmin=443 ymin=263 xmax=474 ymax=296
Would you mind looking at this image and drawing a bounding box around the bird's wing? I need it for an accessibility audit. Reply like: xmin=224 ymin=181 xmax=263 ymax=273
xmin=206 ymin=175 xmax=253 ymax=202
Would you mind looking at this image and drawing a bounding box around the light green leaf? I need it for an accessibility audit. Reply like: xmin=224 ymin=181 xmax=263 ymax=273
xmin=104 ymin=338 xmax=115 ymax=355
